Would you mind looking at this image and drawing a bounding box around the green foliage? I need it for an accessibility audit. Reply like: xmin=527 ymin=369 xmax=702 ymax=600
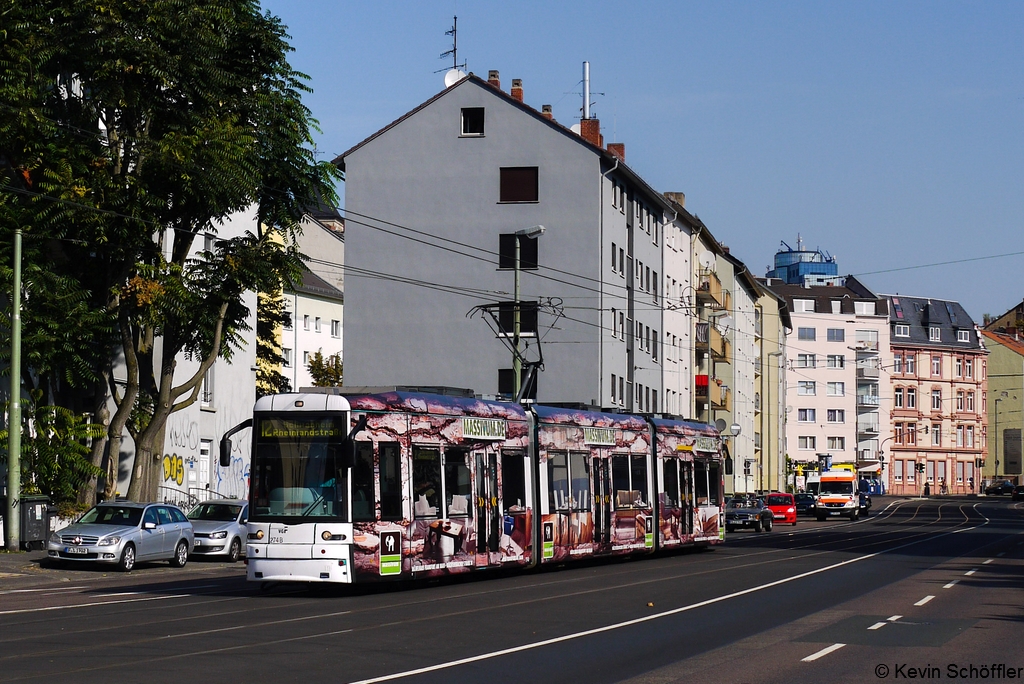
xmin=307 ymin=350 xmax=343 ymax=387
xmin=256 ymin=289 xmax=292 ymax=397
xmin=0 ymin=391 xmax=105 ymax=505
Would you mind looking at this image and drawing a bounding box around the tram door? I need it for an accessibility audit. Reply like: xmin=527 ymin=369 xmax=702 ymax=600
xmin=681 ymin=461 xmax=694 ymax=535
xmin=592 ymin=456 xmax=611 ymax=545
xmin=476 ymin=452 xmax=500 ymax=553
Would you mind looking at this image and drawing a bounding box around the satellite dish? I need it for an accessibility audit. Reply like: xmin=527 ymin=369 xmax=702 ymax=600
xmin=714 ymin=418 xmax=727 ymax=432
xmin=444 ymin=68 xmax=467 ymax=88
xmin=570 ymin=123 xmax=581 ymax=135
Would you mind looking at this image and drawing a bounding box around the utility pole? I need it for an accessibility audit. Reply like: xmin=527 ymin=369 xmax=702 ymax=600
xmin=5 ymin=226 xmax=22 ymax=551
xmin=513 ymin=225 xmax=544 ymax=399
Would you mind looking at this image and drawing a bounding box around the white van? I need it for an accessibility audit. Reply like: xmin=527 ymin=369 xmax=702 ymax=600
xmin=815 ymin=470 xmax=859 ymax=521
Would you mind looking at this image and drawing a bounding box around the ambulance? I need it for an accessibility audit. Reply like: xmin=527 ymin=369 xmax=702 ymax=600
xmin=815 ymin=470 xmax=860 ymax=521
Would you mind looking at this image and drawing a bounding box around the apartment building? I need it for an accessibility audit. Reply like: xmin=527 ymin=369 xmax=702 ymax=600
xmin=755 ymin=284 xmax=792 ymax=493
xmin=885 ymin=296 xmax=987 ymax=495
xmin=979 ymin=329 xmax=1023 ymax=487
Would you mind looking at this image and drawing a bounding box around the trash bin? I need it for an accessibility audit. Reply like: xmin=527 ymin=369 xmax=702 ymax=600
xmin=20 ymin=495 xmax=51 ymax=551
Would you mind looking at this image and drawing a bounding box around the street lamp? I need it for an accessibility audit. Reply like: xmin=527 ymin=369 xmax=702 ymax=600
xmin=513 ymin=225 xmax=545 ymax=399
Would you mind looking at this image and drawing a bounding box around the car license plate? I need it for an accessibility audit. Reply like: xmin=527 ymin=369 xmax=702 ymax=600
xmin=64 ymin=546 xmax=87 ymax=554
xmin=829 ymin=511 xmax=841 ymax=516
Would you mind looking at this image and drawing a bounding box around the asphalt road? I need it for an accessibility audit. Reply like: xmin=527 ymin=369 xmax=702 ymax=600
xmin=0 ymin=497 xmax=1022 ymax=684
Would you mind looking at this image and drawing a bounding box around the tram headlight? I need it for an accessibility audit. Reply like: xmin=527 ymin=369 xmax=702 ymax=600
xmin=322 ymin=531 xmax=332 ymax=541
xmin=248 ymin=529 xmax=264 ymax=540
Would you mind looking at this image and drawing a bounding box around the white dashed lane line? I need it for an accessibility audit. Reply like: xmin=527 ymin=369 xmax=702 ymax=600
xmin=887 ymin=615 xmax=902 ymax=622
xmin=802 ymin=643 xmax=846 ymax=662
xmin=983 ymin=559 xmax=993 ymax=565
xmin=915 ymin=595 xmax=935 ymax=606
xmin=964 ymin=569 xmax=977 ymax=576
xmin=944 ymin=580 xmax=959 ymax=589
xmin=868 ymin=622 xmax=887 ymax=630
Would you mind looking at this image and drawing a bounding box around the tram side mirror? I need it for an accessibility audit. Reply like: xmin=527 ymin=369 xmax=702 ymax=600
xmin=220 ymin=418 xmax=253 ymax=467
xmin=341 ymin=414 xmax=369 ymax=469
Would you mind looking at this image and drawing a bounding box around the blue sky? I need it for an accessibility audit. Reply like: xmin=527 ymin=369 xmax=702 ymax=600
xmin=261 ymin=1 xmax=1024 ymax=321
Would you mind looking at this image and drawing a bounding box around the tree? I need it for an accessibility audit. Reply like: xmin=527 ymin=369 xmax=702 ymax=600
xmin=1 ymin=0 xmax=339 ymax=501
xmin=256 ymin=289 xmax=292 ymax=397
xmin=307 ymin=350 xmax=344 ymax=387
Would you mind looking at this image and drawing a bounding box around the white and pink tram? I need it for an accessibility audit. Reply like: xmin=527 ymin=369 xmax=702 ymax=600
xmin=226 ymin=389 xmax=724 ymax=585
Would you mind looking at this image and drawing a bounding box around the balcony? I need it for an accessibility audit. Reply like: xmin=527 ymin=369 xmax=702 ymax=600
xmin=696 ymin=269 xmax=724 ymax=309
xmin=857 ymin=394 xmax=881 ymax=407
xmin=856 ymin=365 xmax=879 ymax=379
xmin=709 ymin=324 xmax=730 ymax=362
xmin=857 ymin=420 xmax=880 ymax=435
xmin=754 ymin=357 xmax=762 ymax=376
xmin=695 ymin=375 xmax=730 ymax=410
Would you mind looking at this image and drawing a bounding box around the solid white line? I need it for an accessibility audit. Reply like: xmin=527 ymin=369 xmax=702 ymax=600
xmin=867 ymin=622 xmax=887 ymax=630
xmin=887 ymin=615 xmax=902 ymax=622
xmin=915 ymin=595 xmax=935 ymax=606
xmin=964 ymin=569 xmax=977 ymax=576
xmin=943 ymin=580 xmax=959 ymax=589
xmin=346 ymin=514 xmax=991 ymax=684
xmin=0 ymin=587 xmax=88 ymax=595
xmin=0 ymin=592 xmax=191 ymax=616
xmin=983 ymin=559 xmax=993 ymax=565
xmin=802 ymin=643 xmax=846 ymax=662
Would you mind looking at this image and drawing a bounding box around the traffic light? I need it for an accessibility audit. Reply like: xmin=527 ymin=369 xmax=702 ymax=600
xmin=917 ymin=462 xmax=926 ymax=473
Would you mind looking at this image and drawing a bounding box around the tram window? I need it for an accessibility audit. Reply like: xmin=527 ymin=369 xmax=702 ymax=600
xmin=413 ymin=447 xmax=442 ymax=517
xmin=444 ymin=449 xmax=471 ymax=517
xmin=569 ymin=452 xmax=591 ymax=510
xmin=631 ymin=455 xmax=648 ymax=507
xmin=612 ymin=455 xmax=634 ymax=509
xmin=502 ymin=451 xmax=527 ymax=511
xmin=694 ymin=461 xmax=709 ymax=505
xmin=707 ymin=463 xmax=721 ymax=505
xmin=662 ymin=459 xmax=679 ymax=508
xmin=352 ymin=442 xmax=374 ymax=521
xmin=548 ymin=452 xmax=569 ymax=511
xmin=379 ymin=443 xmax=403 ymax=520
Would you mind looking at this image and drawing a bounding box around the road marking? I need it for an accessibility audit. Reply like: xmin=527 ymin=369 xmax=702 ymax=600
xmin=0 ymin=592 xmax=192 ymax=616
xmin=802 ymin=643 xmax=846 ymax=662
xmin=964 ymin=569 xmax=977 ymax=576
xmin=983 ymin=559 xmax=993 ymax=565
xmin=868 ymin=622 xmax=887 ymax=630
xmin=943 ymin=580 xmax=959 ymax=589
xmin=887 ymin=615 xmax=902 ymax=622
xmin=0 ymin=587 xmax=88 ymax=595
xmin=346 ymin=514 xmax=995 ymax=684
xmin=915 ymin=595 xmax=935 ymax=606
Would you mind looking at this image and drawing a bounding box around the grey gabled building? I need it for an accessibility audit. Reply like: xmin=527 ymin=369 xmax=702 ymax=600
xmin=335 ymin=71 xmax=676 ymax=408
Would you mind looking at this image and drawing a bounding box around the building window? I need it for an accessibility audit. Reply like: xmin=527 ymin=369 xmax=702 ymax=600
xmin=826 ymin=354 xmax=845 ymax=369
xmin=827 ymin=409 xmax=845 ymax=423
xmin=798 ymin=408 xmax=816 ymax=422
xmin=793 ymin=299 xmax=815 ymax=313
xmin=906 ymin=354 xmax=916 ymax=375
xmin=895 ymin=422 xmax=905 ymax=445
xmin=498 ymin=368 xmax=537 ymax=400
xmin=827 ymin=382 xmax=845 ymax=396
xmin=611 ymin=243 xmax=617 ymax=274
xmin=894 ymin=324 xmax=910 ymax=337
xmin=497 ymin=301 xmax=538 ymax=336
xmin=798 ymin=327 xmax=816 ymax=341
xmin=798 ymin=436 xmax=816 ymax=450
xmin=956 ymin=425 xmax=965 ymax=447
xmin=283 ymin=348 xmax=293 ymax=368
xmin=499 ymin=167 xmax=539 ymax=203
xmin=929 ymin=326 xmax=941 ymax=342
xmin=907 ymin=423 xmax=917 ymax=445
xmin=956 ymin=390 xmax=965 ymax=412
xmin=955 ymin=358 xmax=963 ymax=377
xmin=499 ymin=233 xmax=539 ymax=269
xmin=931 ymin=424 xmax=941 ymax=446
xmin=931 ymin=356 xmax=941 ymax=377
xmin=966 ymin=425 xmax=974 ymax=447
xmin=828 ymin=436 xmax=845 ymax=451
xmin=303 ymin=315 xmax=310 ymax=331
xmin=907 ymin=388 xmax=917 ymax=409
xmin=331 ymin=320 xmax=341 ymax=338
xmin=965 ymin=358 xmax=973 ymax=378
xmin=283 ymin=311 xmax=293 ymax=331
xmin=619 ymin=376 xmax=625 ymax=406
xmin=461 ymin=107 xmax=484 ymax=135
xmin=314 ymin=317 xmax=322 ymax=333
xmin=894 ymin=460 xmax=903 ymax=482
xmin=652 ymin=329 xmax=659 ymax=361
xmin=798 ymin=381 xmax=816 ymax=396
xmin=854 ymin=301 xmax=875 ymax=315
xmin=957 ymin=329 xmax=970 ymax=342
xmin=967 ymin=392 xmax=975 ymax=412
xmin=894 ymin=387 xmax=904 ymax=408
xmin=611 ymin=374 xmax=617 ymax=404
xmin=931 ymin=389 xmax=942 ymax=411
xmin=894 ymin=354 xmax=903 ymax=374
xmin=797 ymin=354 xmax=816 ymax=368
xmin=827 ymin=328 xmax=845 ymax=342
xmin=619 ymin=311 xmax=625 ymax=338
xmin=200 ymin=367 xmax=214 ymax=407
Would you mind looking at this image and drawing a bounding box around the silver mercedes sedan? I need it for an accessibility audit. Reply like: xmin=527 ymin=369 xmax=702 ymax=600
xmin=46 ymin=501 xmax=194 ymax=572
xmin=187 ymin=499 xmax=248 ymax=562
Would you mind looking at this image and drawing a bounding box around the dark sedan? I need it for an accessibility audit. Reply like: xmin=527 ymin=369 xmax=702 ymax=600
xmin=859 ymin=492 xmax=872 ymax=513
xmin=724 ymin=496 xmax=774 ymax=533
xmin=795 ymin=493 xmax=817 ymax=515
xmin=1012 ymin=486 xmax=1024 ymax=502
xmin=985 ymin=480 xmax=1016 ymax=496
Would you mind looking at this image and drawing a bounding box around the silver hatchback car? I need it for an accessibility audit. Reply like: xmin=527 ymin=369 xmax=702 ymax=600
xmin=187 ymin=499 xmax=248 ymax=562
xmin=46 ymin=501 xmax=194 ymax=572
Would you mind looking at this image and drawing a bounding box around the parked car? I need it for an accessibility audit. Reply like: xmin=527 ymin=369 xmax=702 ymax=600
xmin=859 ymin=491 xmax=873 ymax=513
xmin=794 ymin=493 xmax=817 ymax=515
xmin=46 ymin=501 xmax=194 ymax=572
xmin=187 ymin=499 xmax=248 ymax=562
xmin=985 ymin=480 xmax=1016 ymax=496
xmin=764 ymin=492 xmax=797 ymax=526
xmin=1012 ymin=485 xmax=1024 ymax=502
xmin=725 ymin=496 xmax=774 ymax=533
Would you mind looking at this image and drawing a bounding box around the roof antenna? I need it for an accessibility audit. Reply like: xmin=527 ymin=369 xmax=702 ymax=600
xmin=437 ymin=16 xmax=467 ymax=73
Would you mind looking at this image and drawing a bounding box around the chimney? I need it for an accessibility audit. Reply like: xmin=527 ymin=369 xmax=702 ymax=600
xmin=665 ymin=191 xmax=685 ymax=207
xmin=541 ymin=104 xmax=553 ymax=120
xmin=510 ymin=79 xmax=523 ymax=102
xmin=487 ymin=70 xmax=501 ymax=90
xmin=580 ymin=118 xmax=601 ymax=147
xmin=607 ymin=143 xmax=625 ymax=162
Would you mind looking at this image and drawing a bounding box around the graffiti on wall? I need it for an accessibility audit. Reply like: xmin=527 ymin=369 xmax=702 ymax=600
xmin=215 ymin=429 xmax=250 ymax=500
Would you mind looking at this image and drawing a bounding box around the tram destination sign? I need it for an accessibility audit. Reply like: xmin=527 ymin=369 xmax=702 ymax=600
xmin=461 ymin=417 xmax=507 ymax=440
xmin=694 ymin=436 xmax=718 ymax=453
xmin=582 ymin=427 xmax=616 ymax=446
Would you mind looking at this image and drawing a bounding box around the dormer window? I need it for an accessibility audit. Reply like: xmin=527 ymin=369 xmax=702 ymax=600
xmin=461 ymin=107 xmax=484 ymax=135
xmin=929 ymin=327 xmax=941 ymax=342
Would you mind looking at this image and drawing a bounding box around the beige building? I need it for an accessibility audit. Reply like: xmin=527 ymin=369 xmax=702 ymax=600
xmin=755 ymin=285 xmax=791 ymax=493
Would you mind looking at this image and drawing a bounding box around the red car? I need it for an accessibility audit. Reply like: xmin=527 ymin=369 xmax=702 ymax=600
xmin=764 ymin=492 xmax=797 ymax=526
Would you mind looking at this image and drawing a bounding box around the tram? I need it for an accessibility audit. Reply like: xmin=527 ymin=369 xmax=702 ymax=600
xmin=223 ymin=388 xmax=725 ymax=585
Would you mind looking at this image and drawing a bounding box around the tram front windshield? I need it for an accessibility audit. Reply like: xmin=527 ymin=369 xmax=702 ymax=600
xmin=250 ymin=414 xmax=349 ymax=522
